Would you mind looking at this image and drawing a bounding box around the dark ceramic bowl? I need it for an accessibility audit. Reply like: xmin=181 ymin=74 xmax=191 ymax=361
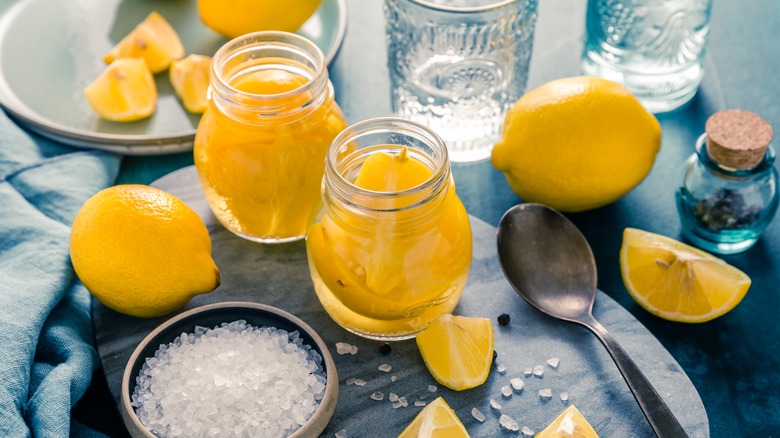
xmin=120 ymin=301 xmax=338 ymax=438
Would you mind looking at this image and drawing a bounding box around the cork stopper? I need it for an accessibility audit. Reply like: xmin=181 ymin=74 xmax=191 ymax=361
xmin=705 ymin=110 xmax=773 ymax=169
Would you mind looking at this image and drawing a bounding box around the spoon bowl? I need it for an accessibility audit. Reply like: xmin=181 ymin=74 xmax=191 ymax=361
xmin=497 ymin=204 xmax=688 ymax=438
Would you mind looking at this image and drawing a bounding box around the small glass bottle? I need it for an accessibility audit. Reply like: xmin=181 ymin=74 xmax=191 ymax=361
xmin=306 ymin=118 xmax=473 ymax=340
xmin=677 ymin=110 xmax=778 ymax=254
xmin=194 ymin=31 xmax=347 ymax=243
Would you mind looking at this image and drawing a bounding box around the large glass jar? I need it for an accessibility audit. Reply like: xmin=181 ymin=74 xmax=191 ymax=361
xmin=306 ymin=118 xmax=473 ymax=340
xmin=194 ymin=32 xmax=347 ymax=243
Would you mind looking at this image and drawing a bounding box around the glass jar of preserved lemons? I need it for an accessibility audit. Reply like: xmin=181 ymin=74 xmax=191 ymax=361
xmin=194 ymin=32 xmax=347 ymax=243
xmin=306 ymin=118 xmax=473 ymax=340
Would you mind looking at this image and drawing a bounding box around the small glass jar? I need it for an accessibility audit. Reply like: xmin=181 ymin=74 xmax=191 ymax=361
xmin=676 ymin=111 xmax=778 ymax=254
xmin=306 ymin=118 xmax=473 ymax=340
xmin=194 ymin=31 xmax=347 ymax=243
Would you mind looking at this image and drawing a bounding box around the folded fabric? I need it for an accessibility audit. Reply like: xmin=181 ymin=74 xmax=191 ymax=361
xmin=0 ymin=110 xmax=120 ymax=437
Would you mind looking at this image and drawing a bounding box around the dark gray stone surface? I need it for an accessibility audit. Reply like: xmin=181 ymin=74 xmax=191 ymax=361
xmin=94 ymin=166 xmax=709 ymax=437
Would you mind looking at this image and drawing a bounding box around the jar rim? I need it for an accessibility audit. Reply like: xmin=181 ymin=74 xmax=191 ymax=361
xmin=696 ymin=133 xmax=776 ymax=176
xmin=405 ymin=0 xmax=522 ymax=13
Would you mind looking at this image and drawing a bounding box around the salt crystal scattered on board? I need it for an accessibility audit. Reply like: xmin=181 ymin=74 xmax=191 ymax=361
xmin=392 ymin=402 xmax=403 ymax=409
xmin=522 ymin=425 xmax=535 ymax=436
xmin=497 ymin=363 xmax=507 ymax=374
xmin=428 ymin=385 xmax=437 ymax=393
xmin=501 ymin=385 xmax=512 ymax=397
xmin=499 ymin=414 xmax=519 ymax=431
xmin=533 ymin=365 xmax=544 ymax=378
xmin=414 ymin=401 xmax=426 ymax=407
xmin=350 ymin=345 xmax=358 ymax=355
xmin=539 ymin=388 xmax=552 ymax=399
xmin=389 ymin=393 xmax=399 ymax=402
xmin=399 ymin=397 xmax=408 ymax=407
xmin=547 ymin=357 xmax=560 ymax=369
xmin=346 ymin=378 xmax=357 ymax=385
xmin=354 ymin=379 xmax=366 ymax=387
xmin=390 ymin=375 xmax=398 ymax=382
xmin=524 ymin=368 xmax=533 ymax=377
xmin=378 ymin=364 xmax=392 ymax=373
xmin=335 ymin=429 xmax=347 ymax=438
xmin=560 ymin=392 xmax=569 ymax=402
xmin=471 ymin=408 xmax=486 ymax=423
xmin=510 ymin=378 xmax=525 ymax=391
xmin=336 ymin=342 xmax=353 ymax=355
xmin=489 ymin=399 xmax=502 ymax=410
xmin=370 ymin=392 xmax=384 ymax=401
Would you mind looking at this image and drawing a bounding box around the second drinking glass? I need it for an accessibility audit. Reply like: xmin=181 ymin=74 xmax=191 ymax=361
xmin=194 ymin=32 xmax=347 ymax=243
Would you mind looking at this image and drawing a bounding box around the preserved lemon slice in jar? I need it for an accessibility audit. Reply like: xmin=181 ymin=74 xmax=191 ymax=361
xmin=84 ymin=58 xmax=157 ymax=122
xmin=104 ymin=11 xmax=184 ymax=74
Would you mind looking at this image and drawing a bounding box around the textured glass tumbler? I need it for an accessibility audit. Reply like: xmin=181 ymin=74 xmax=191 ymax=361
xmin=581 ymin=0 xmax=713 ymax=113
xmin=384 ymin=0 xmax=538 ymax=163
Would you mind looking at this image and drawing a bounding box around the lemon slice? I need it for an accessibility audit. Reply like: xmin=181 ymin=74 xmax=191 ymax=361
xmin=620 ymin=228 xmax=751 ymax=323
xmin=537 ymin=405 xmax=599 ymax=438
xmin=104 ymin=11 xmax=184 ymax=74
xmin=170 ymin=54 xmax=212 ymax=114
xmin=84 ymin=59 xmax=157 ymax=122
xmin=416 ymin=314 xmax=493 ymax=391
xmin=398 ymin=397 xmax=470 ymax=438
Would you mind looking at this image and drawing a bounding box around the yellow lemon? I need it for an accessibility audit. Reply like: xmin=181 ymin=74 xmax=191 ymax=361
xmin=398 ymin=397 xmax=470 ymax=438
xmin=536 ymin=405 xmax=600 ymax=438
xmin=170 ymin=54 xmax=212 ymax=113
xmin=620 ymin=228 xmax=751 ymax=323
xmin=84 ymin=58 xmax=157 ymax=122
xmin=415 ymin=314 xmax=493 ymax=391
xmin=104 ymin=11 xmax=184 ymax=74
xmin=492 ymin=76 xmax=661 ymax=212
xmin=70 ymin=185 xmax=220 ymax=318
xmin=198 ymin=0 xmax=322 ymax=38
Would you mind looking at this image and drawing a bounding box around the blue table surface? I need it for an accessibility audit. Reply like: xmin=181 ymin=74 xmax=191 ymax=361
xmin=76 ymin=1 xmax=779 ymax=437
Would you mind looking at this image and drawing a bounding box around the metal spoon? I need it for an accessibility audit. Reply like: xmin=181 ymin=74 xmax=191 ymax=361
xmin=496 ymin=203 xmax=688 ymax=438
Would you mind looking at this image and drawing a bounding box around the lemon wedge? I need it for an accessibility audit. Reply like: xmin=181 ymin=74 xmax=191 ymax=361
xmin=84 ymin=58 xmax=157 ymax=122
xmin=398 ymin=397 xmax=470 ymax=438
xmin=537 ymin=405 xmax=599 ymax=438
xmin=620 ymin=228 xmax=751 ymax=323
xmin=170 ymin=54 xmax=212 ymax=113
xmin=104 ymin=11 xmax=184 ymax=74
xmin=415 ymin=314 xmax=493 ymax=391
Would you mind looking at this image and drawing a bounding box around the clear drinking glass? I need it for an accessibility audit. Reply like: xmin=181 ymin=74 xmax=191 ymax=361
xmin=581 ymin=0 xmax=713 ymax=113
xmin=384 ymin=0 xmax=538 ymax=163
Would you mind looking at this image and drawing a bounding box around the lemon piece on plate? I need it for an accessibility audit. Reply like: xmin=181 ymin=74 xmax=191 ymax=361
xmin=104 ymin=11 xmax=184 ymax=74
xmin=198 ymin=0 xmax=322 ymax=38
xmin=170 ymin=54 xmax=212 ymax=114
xmin=70 ymin=185 xmax=220 ymax=318
xmin=620 ymin=228 xmax=751 ymax=323
xmin=416 ymin=314 xmax=493 ymax=391
xmin=84 ymin=58 xmax=157 ymax=122
xmin=536 ymin=405 xmax=599 ymax=438
xmin=398 ymin=397 xmax=470 ymax=438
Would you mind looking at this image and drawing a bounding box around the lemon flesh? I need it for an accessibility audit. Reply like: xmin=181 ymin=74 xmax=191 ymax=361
xmin=170 ymin=54 xmax=212 ymax=113
xmin=620 ymin=228 xmax=751 ymax=323
xmin=84 ymin=58 xmax=157 ymax=122
xmin=198 ymin=0 xmax=322 ymax=38
xmin=415 ymin=314 xmax=493 ymax=391
xmin=70 ymin=185 xmax=220 ymax=318
xmin=398 ymin=397 xmax=470 ymax=438
xmin=104 ymin=11 xmax=184 ymax=74
xmin=492 ymin=76 xmax=661 ymax=212
xmin=536 ymin=405 xmax=599 ymax=438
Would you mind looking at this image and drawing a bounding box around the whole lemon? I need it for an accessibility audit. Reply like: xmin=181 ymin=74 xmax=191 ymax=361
xmin=70 ymin=185 xmax=220 ymax=318
xmin=492 ymin=76 xmax=662 ymax=212
xmin=198 ymin=0 xmax=322 ymax=39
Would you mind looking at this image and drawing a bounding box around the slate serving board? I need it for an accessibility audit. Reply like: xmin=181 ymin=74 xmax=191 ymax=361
xmin=93 ymin=166 xmax=709 ymax=437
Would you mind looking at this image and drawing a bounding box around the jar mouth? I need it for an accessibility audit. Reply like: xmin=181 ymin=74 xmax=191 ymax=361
xmin=407 ymin=0 xmax=521 ymax=13
xmin=325 ymin=118 xmax=451 ymax=213
xmin=210 ymin=31 xmax=328 ymax=118
xmin=697 ymin=133 xmax=776 ymax=176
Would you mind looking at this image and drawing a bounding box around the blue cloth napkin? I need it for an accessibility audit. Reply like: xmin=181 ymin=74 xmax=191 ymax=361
xmin=0 ymin=110 xmax=120 ymax=437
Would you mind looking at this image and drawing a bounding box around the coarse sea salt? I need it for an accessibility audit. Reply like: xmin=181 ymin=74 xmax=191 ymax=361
xmin=471 ymin=408 xmax=485 ymax=422
xmin=501 ymin=385 xmax=512 ymax=397
xmin=131 ymin=321 xmax=326 ymax=438
xmin=560 ymin=392 xmax=570 ymax=402
xmin=489 ymin=399 xmax=502 ymax=410
xmin=335 ymin=429 xmax=347 ymax=438
xmin=499 ymin=414 xmax=519 ymax=431
xmin=539 ymin=388 xmax=552 ymax=399
xmin=547 ymin=357 xmax=560 ymax=369
xmin=533 ymin=365 xmax=544 ymax=378
xmin=510 ymin=378 xmax=525 ymax=391
xmin=378 ymin=364 xmax=392 ymax=373
xmin=522 ymin=425 xmax=535 ymax=436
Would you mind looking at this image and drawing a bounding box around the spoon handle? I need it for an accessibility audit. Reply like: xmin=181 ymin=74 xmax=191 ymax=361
xmin=581 ymin=316 xmax=689 ymax=438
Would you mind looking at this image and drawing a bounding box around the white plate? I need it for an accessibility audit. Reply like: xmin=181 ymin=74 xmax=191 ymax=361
xmin=0 ymin=0 xmax=347 ymax=155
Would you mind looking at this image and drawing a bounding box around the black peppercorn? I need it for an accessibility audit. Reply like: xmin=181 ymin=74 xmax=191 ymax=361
xmin=379 ymin=342 xmax=391 ymax=355
xmin=497 ymin=313 xmax=510 ymax=326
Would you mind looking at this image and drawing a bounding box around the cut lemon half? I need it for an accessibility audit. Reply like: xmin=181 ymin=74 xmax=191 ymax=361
xmin=84 ymin=58 xmax=157 ymax=122
xmin=170 ymin=54 xmax=212 ymax=113
xmin=537 ymin=405 xmax=599 ymax=438
xmin=398 ymin=397 xmax=470 ymax=438
xmin=620 ymin=228 xmax=751 ymax=323
xmin=104 ymin=11 xmax=184 ymax=73
xmin=415 ymin=314 xmax=493 ymax=391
